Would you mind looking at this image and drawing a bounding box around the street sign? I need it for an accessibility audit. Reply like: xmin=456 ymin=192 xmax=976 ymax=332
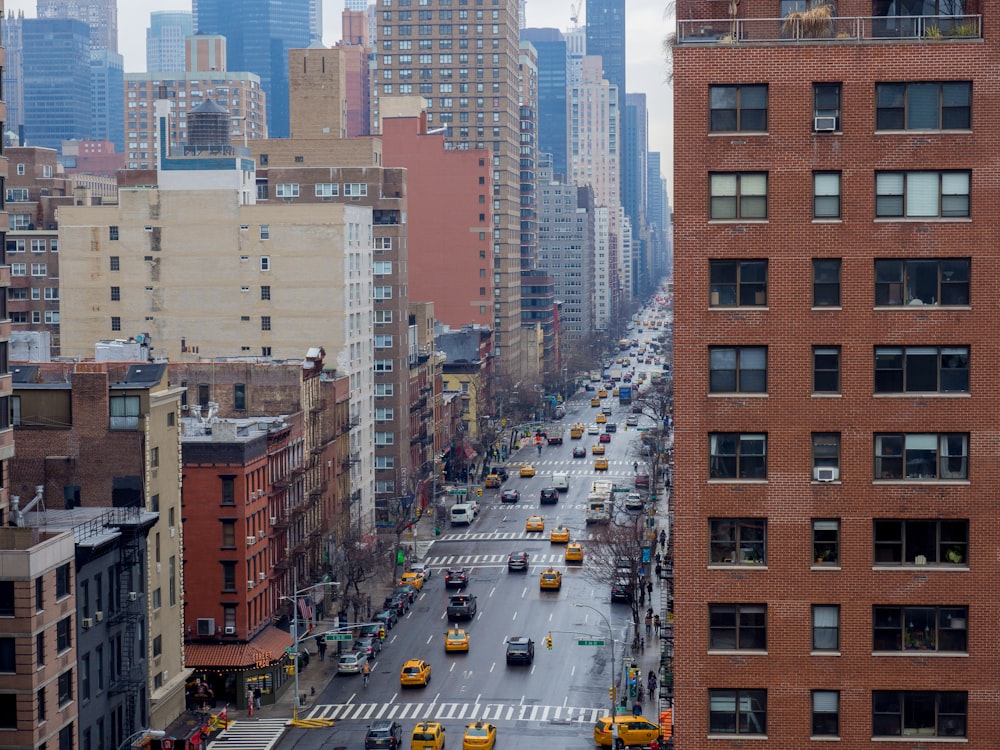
xmin=285 ymin=647 xmax=296 ymax=654
xmin=448 ymin=488 xmax=467 ymax=496
xmin=325 ymin=633 xmax=353 ymax=642
xmin=578 ymin=639 xmax=606 ymax=646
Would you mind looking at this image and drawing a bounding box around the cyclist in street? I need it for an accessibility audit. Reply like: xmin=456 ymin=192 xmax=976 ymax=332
xmin=362 ymin=660 xmax=371 ymax=687
xmin=633 ymin=461 xmax=639 ymax=473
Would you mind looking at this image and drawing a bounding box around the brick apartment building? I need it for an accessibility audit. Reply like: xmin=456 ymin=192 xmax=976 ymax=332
xmin=672 ymin=2 xmax=992 ymax=746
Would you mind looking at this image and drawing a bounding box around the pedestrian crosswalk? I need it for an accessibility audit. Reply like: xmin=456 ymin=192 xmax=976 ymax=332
xmin=423 ymin=550 xmax=582 ymax=568
xmin=439 ymin=529 xmax=595 ymax=543
xmin=305 ymin=701 xmax=608 ymax=725
xmin=206 ymin=718 xmax=288 ymax=750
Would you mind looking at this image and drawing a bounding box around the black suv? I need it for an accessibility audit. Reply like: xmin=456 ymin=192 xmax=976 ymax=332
xmin=611 ymin=579 xmax=634 ymax=603
xmin=446 ymin=594 xmax=478 ymax=620
xmin=506 ymin=636 xmax=535 ymax=665
xmin=539 ymin=487 xmax=558 ymax=504
xmin=444 ymin=568 xmax=469 ymax=589
xmin=365 ymin=720 xmax=403 ymax=750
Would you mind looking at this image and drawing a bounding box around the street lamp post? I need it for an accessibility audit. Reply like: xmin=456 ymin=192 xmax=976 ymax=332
xmin=116 ymin=730 xmax=165 ymax=750
xmin=288 ymin=569 xmax=339 ymax=720
xmin=575 ymin=603 xmax=617 ymax=720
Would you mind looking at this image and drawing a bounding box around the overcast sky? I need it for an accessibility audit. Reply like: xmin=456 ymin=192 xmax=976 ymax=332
xmin=5 ymin=0 xmax=674 ymax=198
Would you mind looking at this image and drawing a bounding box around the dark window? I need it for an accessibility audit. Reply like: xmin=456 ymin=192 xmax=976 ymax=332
xmin=709 ymin=84 xmax=767 ymax=132
xmin=36 ymin=632 xmax=44 ymax=666
xmin=221 ymin=521 xmax=235 ymax=549
xmin=0 ymin=581 xmax=14 ymax=616
xmin=109 ymin=256 xmax=119 ymax=271
xmin=708 ymin=689 xmax=767 ymax=735
xmin=57 ymin=670 xmax=73 ymax=704
xmin=0 ymin=694 xmax=15 ymax=728
xmin=875 ymin=258 xmax=970 ymax=306
xmin=110 ymin=286 xmax=120 ymax=301
xmin=111 ymin=316 xmax=121 ymax=331
xmin=872 ymin=691 xmax=966 ymax=738
xmin=261 ymin=316 xmax=271 ymax=331
xmin=874 ymin=433 xmax=968 ymax=480
xmin=220 ymin=476 xmax=236 ymax=506
xmin=873 ymin=605 xmax=968 ymax=652
xmin=876 ymin=82 xmax=971 ymax=130
xmin=874 ymin=346 xmax=968 ymax=393
xmin=0 ymin=637 xmax=15 ymax=672
xmin=812 ymin=432 xmax=840 ymax=475
xmin=709 ymin=433 xmax=767 ymax=479
xmin=709 ymin=173 xmax=767 ymax=220
xmin=873 ymin=519 xmax=968 ymax=566
xmin=234 ymin=383 xmax=247 ymax=411
xmin=813 ymin=347 xmax=840 ymax=393
xmin=222 ymin=562 xmax=236 ymax=592
xmin=35 ymin=577 xmax=43 ymax=612
xmin=198 ymin=384 xmax=210 ymax=408
xmin=56 ymin=563 xmax=70 ymax=598
xmin=109 ymin=396 xmax=140 ymax=431
xmin=153 ymin=635 xmax=162 ymax=657
xmin=875 ymin=171 xmax=970 ymax=218
xmin=813 ymin=173 xmax=841 ymax=218
xmin=709 ymin=259 xmax=767 ymax=307
xmin=813 ymin=258 xmax=841 ymax=307
xmin=812 ymin=691 xmax=839 ymax=736
xmin=813 ymin=82 xmax=842 ymax=130
xmin=812 ymin=605 xmax=839 ymax=651
xmin=109 ymin=226 xmax=119 ymax=240
xmin=709 ymin=347 xmax=766 ymax=393
xmin=260 ymin=285 xmax=270 ymax=300
xmin=56 ymin=617 xmax=71 ymax=652
xmin=709 ymin=518 xmax=766 ymax=565
xmin=81 ymin=654 xmax=90 ymax=699
xmin=812 ymin=519 xmax=840 ymax=565
xmin=708 ymin=604 xmax=767 ymax=650
xmin=59 ymin=723 xmax=73 ymax=750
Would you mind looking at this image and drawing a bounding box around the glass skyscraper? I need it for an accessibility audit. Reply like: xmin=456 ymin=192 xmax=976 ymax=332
xmin=520 ymin=28 xmax=568 ymax=180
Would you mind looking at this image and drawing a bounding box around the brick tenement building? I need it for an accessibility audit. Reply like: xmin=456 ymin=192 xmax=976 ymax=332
xmin=672 ymin=2 xmax=993 ymax=747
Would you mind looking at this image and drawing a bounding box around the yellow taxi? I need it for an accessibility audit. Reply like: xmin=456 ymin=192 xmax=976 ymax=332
xmin=592 ymin=443 xmax=605 ymax=455
xmin=525 ymin=515 xmax=545 ymax=533
xmin=612 ymin=388 xmax=620 ymax=397
xmin=596 ymin=413 xmax=607 ymax=424
xmin=570 ymin=423 xmax=585 ymax=439
xmin=484 ymin=474 xmax=502 ymax=488
xmin=411 ymin=722 xmax=446 ymax=750
xmin=462 ymin=722 xmax=497 ymax=750
xmin=444 ymin=628 xmax=470 ymax=653
xmin=539 ymin=567 xmax=563 ymax=590
xmin=594 ymin=457 xmax=609 ymax=471
xmin=590 ymin=397 xmax=601 ymax=407
xmin=598 ymin=389 xmax=608 ymax=398
xmin=399 ymin=571 xmax=424 ymax=590
xmin=400 ymin=659 xmax=432 ymax=687
xmin=593 ymin=716 xmax=661 ymax=748
xmin=550 ymin=525 xmax=570 ymax=544
xmin=565 ymin=542 xmax=584 ymax=563
xmin=519 ymin=464 xmax=536 ymax=478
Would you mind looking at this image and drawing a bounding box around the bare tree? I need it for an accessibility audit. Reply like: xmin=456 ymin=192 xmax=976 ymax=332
xmin=632 ymin=374 xmax=674 ymax=499
xmin=331 ymin=523 xmax=389 ymax=624
xmin=583 ymin=512 xmax=653 ymax=639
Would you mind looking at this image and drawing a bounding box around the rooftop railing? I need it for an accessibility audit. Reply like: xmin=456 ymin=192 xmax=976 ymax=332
xmin=677 ymin=14 xmax=981 ymax=44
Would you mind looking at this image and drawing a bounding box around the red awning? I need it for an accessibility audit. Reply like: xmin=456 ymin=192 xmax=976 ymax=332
xmin=185 ymin=626 xmax=293 ymax=669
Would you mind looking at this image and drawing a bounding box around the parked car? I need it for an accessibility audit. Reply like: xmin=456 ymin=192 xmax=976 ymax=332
xmin=383 ymin=594 xmax=408 ymax=615
xmin=338 ymin=651 xmax=368 ymax=674
xmin=394 ymin=584 xmax=419 ymax=604
xmin=354 ymin=636 xmax=382 ymax=659
xmin=374 ymin=609 xmax=398 ymax=629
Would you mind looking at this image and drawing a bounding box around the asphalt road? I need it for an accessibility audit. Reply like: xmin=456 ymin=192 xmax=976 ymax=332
xmin=278 ymin=328 xmax=669 ymax=750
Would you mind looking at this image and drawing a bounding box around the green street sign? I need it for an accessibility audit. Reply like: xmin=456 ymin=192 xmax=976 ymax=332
xmin=448 ymin=489 xmax=467 ymax=495
xmin=578 ymin=639 xmax=606 ymax=646
xmin=326 ymin=633 xmax=353 ymax=642
xmin=285 ymin=647 xmax=296 ymax=654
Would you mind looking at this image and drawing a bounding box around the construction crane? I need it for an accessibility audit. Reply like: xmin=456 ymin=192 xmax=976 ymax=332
xmin=569 ymin=1 xmax=581 ymax=27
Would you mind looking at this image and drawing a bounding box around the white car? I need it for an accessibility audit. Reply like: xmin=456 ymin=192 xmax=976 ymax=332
xmin=409 ymin=562 xmax=431 ymax=580
xmin=338 ymin=651 xmax=368 ymax=674
xmin=588 ymin=424 xmax=600 ymax=435
xmin=625 ymin=492 xmax=644 ymax=511
xmin=626 ymin=415 xmax=639 ymax=426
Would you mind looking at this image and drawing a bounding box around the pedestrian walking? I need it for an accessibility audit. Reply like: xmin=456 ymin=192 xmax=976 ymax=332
xmin=654 ymin=614 xmax=661 ymax=637
xmin=245 ymin=687 xmax=255 ymax=717
xmin=646 ymin=580 xmax=653 ymax=598
xmin=655 ymin=562 xmax=663 ymax=579
xmin=655 ymin=552 xmax=662 ymax=565
xmin=316 ymin=636 xmax=327 ymax=661
xmin=632 ymin=699 xmax=643 ymax=717
xmin=648 ymin=671 xmax=657 ymax=700
xmin=659 ymin=530 xmax=667 ymax=548
xmin=644 ymin=611 xmax=653 ymax=637
xmin=253 ymin=687 xmax=262 ymax=711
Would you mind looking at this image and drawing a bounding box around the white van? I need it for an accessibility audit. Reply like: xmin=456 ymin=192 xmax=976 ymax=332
xmin=551 ymin=473 xmax=569 ymax=492
xmin=450 ymin=503 xmax=477 ymax=526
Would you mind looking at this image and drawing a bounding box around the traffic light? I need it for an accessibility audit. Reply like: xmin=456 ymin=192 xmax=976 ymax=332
xmin=545 ymin=634 xmax=553 ymax=650
xmin=476 ymin=487 xmax=483 ymax=497
xmin=609 ymin=686 xmax=617 ymax=701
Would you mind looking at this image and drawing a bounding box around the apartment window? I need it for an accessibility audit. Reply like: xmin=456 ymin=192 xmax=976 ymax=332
xmin=375 ymin=407 xmax=395 ymax=422
xmin=813 ymin=347 xmax=840 ymax=393
xmin=260 ymin=225 xmax=270 ymax=240
xmin=151 ymin=447 xmax=159 ymax=468
xmin=708 ymin=689 xmax=767 ymax=735
xmin=812 ymin=691 xmax=839 ymax=737
xmin=709 ymin=433 xmax=766 ymax=479
xmin=57 ymin=670 xmax=73 ymax=705
xmin=873 ymin=605 xmax=968 ymax=652
xmin=812 ymin=605 xmax=840 ymax=651
xmin=5 ymin=187 xmax=28 ymax=202
xmin=874 ymin=346 xmax=968 ymax=393
xmin=234 ymin=383 xmax=247 ymax=410
xmin=875 ymin=257 xmax=969 ymax=306
xmin=56 ymin=616 xmax=72 ymax=652
xmin=315 ymin=183 xmax=339 ymax=197
xmin=260 ymin=256 xmax=270 ymax=271
xmin=344 ymin=183 xmax=368 ymax=197
xmin=374 ymin=285 xmax=393 ymax=299
xmin=0 ymin=638 xmax=14 ymax=672
xmin=874 ymin=433 xmax=968 ymax=480
xmin=220 ymin=476 xmax=235 ymax=506
xmin=374 ymin=383 xmax=395 ymax=397
xmin=221 ymin=521 xmax=235 ymax=549
xmin=709 ymin=518 xmax=766 ymax=565
xmin=275 ymin=183 xmax=300 ymax=198
xmin=812 ymin=519 xmax=840 ymax=565
xmin=56 ymin=563 xmax=71 ymax=598
xmin=95 ymin=645 xmax=104 ymax=690
xmin=375 ymin=431 xmax=395 ymax=445
xmin=812 ymin=259 xmax=841 ymax=306
xmin=169 ymin=556 xmax=176 ymax=605
xmin=709 ymin=259 xmax=767 ymax=306
xmin=813 ymin=82 xmax=842 ymax=130
xmin=873 ymin=519 xmax=968 ymax=566
xmin=873 ymin=691 xmax=966 ymax=738
xmin=9 ymin=263 xmax=25 ymax=277
xmin=813 ymin=172 xmax=841 ymax=218
xmin=260 ymin=285 xmax=270 ymax=300
xmin=35 ymin=577 xmax=43 ymax=612
xmin=375 ymin=456 xmax=395 ymax=470
xmin=875 ymin=171 xmax=970 ymax=218
xmin=876 ymin=82 xmax=970 ymax=130
xmin=6 ymin=239 xmax=23 ymax=254
xmin=152 ymin=588 xmax=161 ymax=608
xmin=709 ymin=604 xmax=766 ymax=650
xmin=708 ymin=346 xmax=766 ymax=393
xmin=374 ymin=359 xmax=394 ymax=372
xmin=709 ymin=173 xmax=767 ymax=220
xmin=812 ymin=433 xmax=840 ymax=475
xmin=374 ymin=335 xmax=393 ymax=349
xmin=709 ymin=84 xmax=767 ymax=132
xmin=153 ymin=635 xmax=162 ymax=658
xmin=374 ymin=261 xmax=393 ymax=275
xmin=31 ymin=263 xmax=47 ymax=277
xmin=81 ymin=654 xmax=90 ymax=699
xmin=111 ymin=317 xmax=121 ymax=332
xmin=374 ymin=237 xmax=393 ymax=250
xmin=221 ymin=562 xmax=236 ymax=592
xmin=261 ymin=316 xmax=271 ymax=331
xmin=109 ymin=226 xmax=119 ymax=240
xmin=109 ymin=395 xmax=140 ymax=430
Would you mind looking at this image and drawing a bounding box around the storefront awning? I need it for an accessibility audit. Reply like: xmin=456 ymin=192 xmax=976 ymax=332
xmin=185 ymin=626 xmax=293 ymax=669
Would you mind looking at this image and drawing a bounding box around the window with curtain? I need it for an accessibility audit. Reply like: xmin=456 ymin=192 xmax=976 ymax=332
xmin=109 ymin=395 xmax=140 ymax=430
xmin=812 ymin=605 xmax=839 ymax=650
xmin=876 ymin=171 xmax=970 ymax=218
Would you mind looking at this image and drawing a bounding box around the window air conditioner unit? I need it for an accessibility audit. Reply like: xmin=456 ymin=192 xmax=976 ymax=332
xmin=129 ymin=592 xmax=138 ymax=601
xmin=814 ymin=116 xmax=837 ymax=132
xmin=246 ymin=536 xmax=256 ymax=546
xmin=257 ymin=530 xmax=265 ymax=540
xmin=163 ymin=671 xmax=169 ymax=682
xmin=814 ymin=466 xmax=839 ymax=482
xmin=247 ymin=580 xmax=255 ymax=590
xmin=156 ymin=563 xmax=161 ymax=574
xmin=224 ymin=626 xmax=237 ymax=635
xmin=196 ymin=617 xmax=215 ymax=636
xmin=182 ymin=404 xmax=189 ymax=411
xmin=169 ymin=526 xmax=176 ymax=537
xmin=269 ymin=516 xmax=277 ymax=526
xmin=94 ymin=611 xmax=104 ymax=623
xmin=82 ymin=617 xmax=93 ymax=629
xmin=259 ymin=571 xmax=267 ymax=580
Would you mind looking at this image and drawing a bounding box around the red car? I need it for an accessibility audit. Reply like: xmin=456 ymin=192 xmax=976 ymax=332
xmin=635 ymin=473 xmax=651 ymax=488
xmin=599 ymin=433 xmax=611 ymax=443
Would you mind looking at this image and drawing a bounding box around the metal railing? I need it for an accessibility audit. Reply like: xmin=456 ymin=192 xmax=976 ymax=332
xmin=677 ymin=14 xmax=981 ymax=44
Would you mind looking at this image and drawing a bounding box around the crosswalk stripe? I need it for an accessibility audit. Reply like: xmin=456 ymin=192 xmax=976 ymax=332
xmin=206 ymin=719 xmax=288 ymax=750
xmin=303 ymin=702 xmax=607 ymax=725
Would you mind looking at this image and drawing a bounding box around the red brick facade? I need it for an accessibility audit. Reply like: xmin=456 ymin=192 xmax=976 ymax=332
xmin=673 ymin=2 xmax=996 ymax=746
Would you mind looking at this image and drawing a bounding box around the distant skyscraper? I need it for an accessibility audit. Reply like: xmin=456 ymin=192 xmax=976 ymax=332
xmin=3 ymin=11 xmax=26 ymax=134
xmin=623 ymin=92 xmax=648 ymax=240
xmin=585 ymin=0 xmax=624 ymax=113
xmin=194 ymin=0 xmax=315 ymax=138
xmin=344 ymin=0 xmax=367 ymax=10
xmin=147 ymin=11 xmax=193 ymax=73
xmin=37 ymin=0 xmax=117 ymax=52
xmin=647 ymin=150 xmax=665 ymax=229
xmin=20 ymin=18 xmax=93 ymax=150
xmin=91 ymin=48 xmax=124 ymax=151
xmin=521 ymin=28 xmax=568 ymax=180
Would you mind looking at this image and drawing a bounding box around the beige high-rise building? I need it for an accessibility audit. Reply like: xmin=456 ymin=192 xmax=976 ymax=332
xmin=374 ymin=0 xmax=525 ymax=380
